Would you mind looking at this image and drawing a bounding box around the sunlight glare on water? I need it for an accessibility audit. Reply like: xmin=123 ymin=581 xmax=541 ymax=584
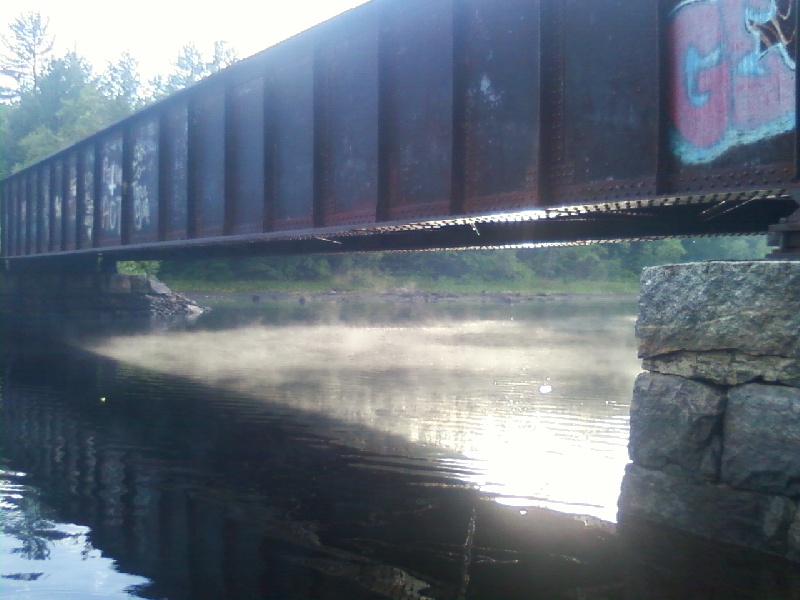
xmin=90 ymin=311 xmax=640 ymax=524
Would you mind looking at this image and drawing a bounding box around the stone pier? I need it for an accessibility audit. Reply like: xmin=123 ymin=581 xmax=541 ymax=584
xmin=0 ymin=268 xmax=204 ymax=340
xmin=618 ymin=261 xmax=800 ymax=562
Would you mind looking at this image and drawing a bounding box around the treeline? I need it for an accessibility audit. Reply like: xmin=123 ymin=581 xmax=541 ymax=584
xmin=0 ymin=12 xmax=236 ymax=175
xmin=0 ymin=13 xmax=770 ymax=289
xmin=156 ymin=236 xmax=768 ymax=288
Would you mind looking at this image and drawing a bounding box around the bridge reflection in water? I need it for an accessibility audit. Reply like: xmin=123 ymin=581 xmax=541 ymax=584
xmin=1 ymin=300 xmax=798 ymax=598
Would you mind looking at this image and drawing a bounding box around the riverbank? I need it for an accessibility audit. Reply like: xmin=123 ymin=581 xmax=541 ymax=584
xmin=160 ymin=273 xmax=640 ymax=297
xmin=178 ymin=288 xmax=639 ymax=309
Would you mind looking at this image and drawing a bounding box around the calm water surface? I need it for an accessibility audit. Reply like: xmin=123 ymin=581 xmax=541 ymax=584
xmin=1 ymin=298 xmax=797 ymax=599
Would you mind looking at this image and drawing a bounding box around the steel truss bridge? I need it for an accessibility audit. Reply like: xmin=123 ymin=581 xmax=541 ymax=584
xmin=2 ymin=0 xmax=800 ymax=266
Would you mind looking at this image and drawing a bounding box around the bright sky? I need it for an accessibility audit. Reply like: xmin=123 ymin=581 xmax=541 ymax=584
xmin=0 ymin=0 xmax=370 ymax=81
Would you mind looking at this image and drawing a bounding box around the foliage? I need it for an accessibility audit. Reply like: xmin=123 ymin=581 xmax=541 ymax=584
xmin=117 ymin=261 xmax=161 ymax=277
xmin=148 ymin=41 xmax=238 ymax=100
xmin=681 ymin=236 xmax=768 ymax=261
xmin=98 ymin=51 xmax=144 ymax=119
xmin=0 ymin=9 xmax=237 ymax=172
xmin=0 ymin=12 xmax=54 ymax=99
xmin=3 ymin=51 xmax=124 ymax=170
xmin=156 ymin=235 xmax=770 ymax=293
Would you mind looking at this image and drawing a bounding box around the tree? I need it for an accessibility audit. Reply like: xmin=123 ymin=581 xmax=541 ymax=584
xmin=5 ymin=52 xmax=87 ymax=168
xmin=149 ymin=41 xmax=238 ymax=100
xmin=681 ymin=236 xmax=768 ymax=261
xmin=4 ymin=51 xmax=126 ymax=170
xmin=14 ymin=124 xmax=62 ymax=165
xmin=0 ymin=12 xmax=54 ymax=99
xmin=117 ymin=260 xmax=161 ymax=277
xmin=207 ymin=41 xmax=238 ymax=74
xmin=99 ymin=51 xmax=143 ymax=118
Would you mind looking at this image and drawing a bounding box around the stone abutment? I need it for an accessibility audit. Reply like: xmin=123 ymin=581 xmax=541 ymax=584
xmin=618 ymin=260 xmax=800 ymax=562
xmin=0 ymin=268 xmax=204 ymax=340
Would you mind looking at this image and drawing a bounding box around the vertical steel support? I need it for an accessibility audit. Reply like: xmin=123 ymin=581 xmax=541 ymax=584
xmin=312 ymin=48 xmax=325 ymax=228
xmin=765 ymin=0 xmax=800 ymax=257
xmin=450 ymin=0 xmax=467 ymax=216
xmin=655 ymin=0 xmax=670 ymax=196
xmin=92 ymin=142 xmax=102 ymax=248
xmin=122 ymin=125 xmax=134 ymax=245
xmin=263 ymin=78 xmax=275 ymax=233
xmin=375 ymin=4 xmax=391 ymax=223
xmin=534 ymin=0 xmax=547 ymax=207
xmin=5 ymin=180 xmax=10 ymax=257
xmin=48 ymin=163 xmax=55 ymax=251
xmin=43 ymin=164 xmax=49 ymax=252
xmin=0 ymin=182 xmax=6 ymax=258
xmin=36 ymin=168 xmax=44 ymax=254
xmin=76 ymin=150 xmax=85 ymax=250
xmin=223 ymin=87 xmax=235 ymax=236
xmin=538 ymin=0 xmax=561 ymax=204
xmin=186 ymin=98 xmax=198 ymax=240
xmin=157 ymin=110 xmax=169 ymax=242
xmin=795 ymin=0 xmax=800 ymax=182
xmin=42 ymin=165 xmax=50 ymax=253
xmin=60 ymin=158 xmax=69 ymax=250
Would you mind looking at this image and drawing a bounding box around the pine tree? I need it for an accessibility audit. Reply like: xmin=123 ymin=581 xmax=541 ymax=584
xmin=148 ymin=41 xmax=238 ymax=100
xmin=0 ymin=12 xmax=55 ymax=99
xmin=99 ymin=51 xmax=144 ymax=118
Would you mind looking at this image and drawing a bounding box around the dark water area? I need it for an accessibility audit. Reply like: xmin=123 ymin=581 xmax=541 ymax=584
xmin=1 ymin=298 xmax=798 ymax=599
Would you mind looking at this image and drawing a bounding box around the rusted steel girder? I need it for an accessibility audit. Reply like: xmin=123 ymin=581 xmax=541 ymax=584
xmin=1 ymin=0 xmax=799 ymax=262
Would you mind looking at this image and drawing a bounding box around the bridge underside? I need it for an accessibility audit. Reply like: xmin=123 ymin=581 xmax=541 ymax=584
xmin=8 ymin=195 xmax=797 ymax=268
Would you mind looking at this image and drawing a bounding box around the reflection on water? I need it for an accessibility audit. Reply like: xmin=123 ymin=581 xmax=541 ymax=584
xmin=1 ymin=298 xmax=798 ymax=599
xmin=0 ymin=467 xmax=150 ymax=598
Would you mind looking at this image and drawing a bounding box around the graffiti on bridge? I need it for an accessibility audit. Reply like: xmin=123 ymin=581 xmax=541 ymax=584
xmin=101 ymin=156 xmax=122 ymax=235
xmin=132 ymin=141 xmax=151 ymax=231
xmin=131 ymin=125 xmax=157 ymax=233
xmin=670 ymin=0 xmax=796 ymax=164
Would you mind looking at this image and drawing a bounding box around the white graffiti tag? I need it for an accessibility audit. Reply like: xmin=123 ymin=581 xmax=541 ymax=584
xmin=132 ymin=141 xmax=151 ymax=231
xmin=102 ymin=156 xmax=122 ymax=234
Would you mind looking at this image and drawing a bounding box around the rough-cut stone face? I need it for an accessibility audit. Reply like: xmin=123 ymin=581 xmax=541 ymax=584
xmin=722 ymin=384 xmax=800 ymax=496
xmin=790 ymin=511 xmax=800 ymax=562
xmin=637 ymin=261 xmax=800 ymax=360
xmin=643 ymin=350 xmax=800 ymax=388
xmin=630 ymin=260 xmax=800 ymax=562
xmin=107 ymin=273 xmax=132 ymax=294
xmin=618 ymin=464 xmax=796 ymax=556
xmin=629 ymin=373 xmax=725 ymax=479
xmin=147 ymin=277 xmax=172 ymax=296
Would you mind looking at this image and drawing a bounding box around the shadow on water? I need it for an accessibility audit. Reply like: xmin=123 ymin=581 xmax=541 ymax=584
xmin=1 ymin=298 xmax=798 ymax=599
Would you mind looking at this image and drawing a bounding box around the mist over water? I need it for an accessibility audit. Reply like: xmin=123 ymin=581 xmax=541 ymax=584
xmin=92 ymin=304 xmax=639 ymax=521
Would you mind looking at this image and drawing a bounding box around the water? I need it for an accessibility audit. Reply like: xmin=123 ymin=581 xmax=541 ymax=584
xmin=1 ymin=297 xmax=797 ymax=599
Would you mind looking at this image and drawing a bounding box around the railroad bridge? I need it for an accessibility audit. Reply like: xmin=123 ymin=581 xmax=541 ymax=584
xmin=2 ymin=0 xmax=800 ymax=266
